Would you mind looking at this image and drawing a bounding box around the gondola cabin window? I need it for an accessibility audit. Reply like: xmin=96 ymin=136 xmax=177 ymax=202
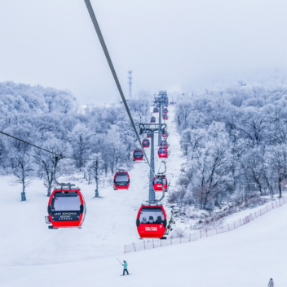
xmin=139 ymin=207 xmax=165 ymax=224
xmin=51 ymin=192 xmax=81 ymax=212
xmin=154 ymin=177 xmax=166 ymax=184
xmin=115 ymin=173 xmax=129 ymax=182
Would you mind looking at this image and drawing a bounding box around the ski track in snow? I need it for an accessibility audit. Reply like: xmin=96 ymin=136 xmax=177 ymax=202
xmin=1 ymin=106 xmax=286 ymax=287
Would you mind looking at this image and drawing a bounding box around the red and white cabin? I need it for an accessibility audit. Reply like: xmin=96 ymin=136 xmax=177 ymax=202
xmin=114 ymin=171 xmax=130 ymax=190
xmin=153 ymin=175 xmax=168 ymax=191
xmin=133 ymin=148 xmax=144 ymax=161
xmin=136 ymin=205 xmax=167 ymax=238
xmin=162 ymin=131 xmax=168 ymax=138
xmin=47 ymin=189 xmax=86 ymax=229
xmin=158 ymin=147 xmax=168 ymax=158
xmin=142 ymin=138 xmax=150 ymax=148
xmin=160 ymin=140 xmax=168 ymax=149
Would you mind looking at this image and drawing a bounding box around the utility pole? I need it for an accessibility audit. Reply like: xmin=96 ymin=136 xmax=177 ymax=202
xmin=128 ymin=70 xmax=132 ymax=99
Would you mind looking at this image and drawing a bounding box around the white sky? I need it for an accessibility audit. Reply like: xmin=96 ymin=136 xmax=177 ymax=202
xmin=0 ymin=0 xmax=287 ymax=104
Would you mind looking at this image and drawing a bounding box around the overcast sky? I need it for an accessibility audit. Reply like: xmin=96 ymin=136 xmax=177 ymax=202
xmin=1 ymin=0 xmax=287 ymax=105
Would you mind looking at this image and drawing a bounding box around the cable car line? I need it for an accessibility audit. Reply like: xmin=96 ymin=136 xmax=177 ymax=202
xmin=0 ymin=130 xmax=62 ymax=157
xmin=0 ymin=130 xmax=97 ymax=162
xmin=83 ymin=0 xmax=154 ymax=176
xmin=0 ymin=129 xmax=125 ymax=163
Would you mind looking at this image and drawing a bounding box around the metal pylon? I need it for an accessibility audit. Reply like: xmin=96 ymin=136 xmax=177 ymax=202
xmin=158 ymin=101 xmax=162 ymax=146
xmin=149 ymin=131 xmax=155 ymax=202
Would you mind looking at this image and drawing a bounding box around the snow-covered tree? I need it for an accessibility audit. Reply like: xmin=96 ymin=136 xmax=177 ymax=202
xmin=10 ymin=147 xmax=34 ymax=201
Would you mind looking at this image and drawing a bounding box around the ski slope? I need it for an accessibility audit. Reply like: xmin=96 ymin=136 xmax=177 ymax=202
xmin=1 ymin=196 xmax=287 ymax=287
xmin=1 ymin=106 xmax=286 ymax=286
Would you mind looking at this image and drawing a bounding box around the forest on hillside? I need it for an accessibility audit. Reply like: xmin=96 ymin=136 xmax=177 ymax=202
xmin=0 ymin=82 xmax=150 ymax=198
xmin=173 ymin=83 xmax=287 ymax=211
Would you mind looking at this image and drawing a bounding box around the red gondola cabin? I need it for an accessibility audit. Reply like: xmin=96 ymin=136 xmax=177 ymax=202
xmin=142 ymin=138 xmax=150 ymax=148
xmin=151 ymin=116 xmax=156 ymax=123
xmin=153 ymin=175 xmax=168 ymax=191
xmin=136 ymin=205 xmax=167 ymax=238
xmin=160 ymin=140 xmax=168 ymax=149
xmin=46 ymin=189 xmax=86 ymax=229
xmin=153 ymin=107 xmax=159 ymax=113
xmin=147 ymin=131 xmax=152 ymax=138
xmin=163 ymin=108 xmax=168 ymax=114
xmin=114 ymin=171 xmax=130 ymax=190
xmin=133 ymin=148 xmax=144 ymax=161
xmin=158 ymin=147 xmax=168 ymax=158
xmin=162 ymin=130 xmax=168 ymax=138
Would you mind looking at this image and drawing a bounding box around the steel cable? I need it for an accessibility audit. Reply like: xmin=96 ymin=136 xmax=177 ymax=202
xmin=0 ymin=2 xmax=156 ymax=179
xmin=84 ymin=0 xmax=154 ymax=175
xmin=0 ymin=130 xmax=61 ymax=157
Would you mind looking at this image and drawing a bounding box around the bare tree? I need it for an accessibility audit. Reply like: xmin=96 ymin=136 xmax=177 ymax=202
xmin=10 ymin=149 xmax=34 ymax=201
xmin=87 ymin=154 xmax=103 ymax=197
xmin=34 ymin=150 xmax=60 ymax=197
xmin=268 ymin=145 xmax=287 ymax=198
xmin=238 ymin=110 xmax=267 ymax=145
xmin=240 ymin=147 xmax=264 ymax=195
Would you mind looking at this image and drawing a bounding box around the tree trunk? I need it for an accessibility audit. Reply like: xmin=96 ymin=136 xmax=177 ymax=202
xmin=278 ymin=178 xmax=282 ymax=198
xmin=21 ymin=183 xmax=26 ymax=201
xmin=47 ymin=185 xmax=52 ymax=197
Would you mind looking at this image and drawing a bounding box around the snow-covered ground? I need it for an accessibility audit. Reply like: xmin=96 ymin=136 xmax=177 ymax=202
xmin=1 ymin=105 xmax=286 ymax=287
xmin=2 ymin=192 xmax=287 ymax=286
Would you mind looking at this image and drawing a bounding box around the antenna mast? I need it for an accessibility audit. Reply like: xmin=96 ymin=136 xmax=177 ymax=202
xmin=128 ymin=70 xmax=132 ymax=99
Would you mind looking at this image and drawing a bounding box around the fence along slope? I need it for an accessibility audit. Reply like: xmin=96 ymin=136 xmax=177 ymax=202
xmin=124 ymin=197 xmax=286 ymax=253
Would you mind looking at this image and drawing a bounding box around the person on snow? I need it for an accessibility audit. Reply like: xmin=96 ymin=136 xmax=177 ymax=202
xmin=268 ymin=278 xmax=274 ymax=287
xmin=122 ymin=260 xmax=129 ymax=275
